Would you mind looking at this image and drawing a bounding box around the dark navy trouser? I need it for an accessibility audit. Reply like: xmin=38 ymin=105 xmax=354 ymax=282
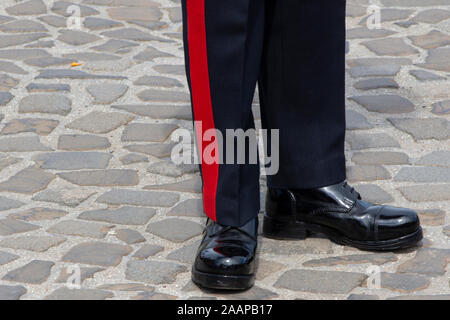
xmin=182 ymin=0 xmax=347 ymax=227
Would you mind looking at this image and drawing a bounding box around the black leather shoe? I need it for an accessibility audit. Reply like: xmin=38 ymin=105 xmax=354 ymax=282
xmin=192 ymin=218 xmax=258 ymax=290
xmin=263 ymin=181 xmax=422 ymax=251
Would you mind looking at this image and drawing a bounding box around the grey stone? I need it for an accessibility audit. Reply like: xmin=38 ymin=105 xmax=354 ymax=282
xmin=79 ymin=206 xmax=155 ymax=225
xmin=48 ymin=220 xmax=112 ymax=239
xmin=260 ymin=237 xmax=334 ymax=255
xmin=375 ymin=272 xmax=430 ymax=293
xmin=0 ymin=60 xmax=27 ymax=74
xmin=0 ymin=166 xmax=55 ymax=194
xmin=353 ymin=78 xmax=399 ymax=90
xmin=1 ymin=118 xmax=58 ymax=136
xmin=123 ymin=143 xmax=176 ymax=158
xmin=92 ymin=39 xmax=138 ymax=54
xmin=166 ymin=241 xmax=200 ymax=264
xmin=133 ymin=244 xmax=164 ymax=259
xmin=3 ymin=260 xmax=54 ymax=284
xmin=38 ymin=15 xmax=66 ymax=28
xmin=0 ymin=154 xmax=21 ymax=172
xmin=6 ymin=0 xmax=47 ymax=16
xmin=347 ymin=294 xmax=379 ymax=300
xmin=134 ymin=76 xmax=183 ymax=88
xmin=303 ymin=253 xmax=397 ymax=267
xmin=45 ymin=288 xmax=113 ymax=300
xmin=362 ymin=38 xmax=419 ymax=56
xmin=346 ymin=27 xmax=396 ymax=39
xmin=122 ymin=123 xmax=178 ymax=142
xmin=126 ymin=260 xmax=187 ymax=285
xmin=0 ymin=92 xmax=14 ymax=106
xmin=120 ymin=153 xmax=148 ymax=165
xmin=0 ymin=197 xmax=25 ymax=212
xmin=381 ymin=0 xmax=450 ymax=7
xmin=0 ymin=285 xmax=26 ymax=300
xmin=26 ymin=83 xmax=70 ymax=93
xmin=417 ymin=209 xmax=446 ymax=226
xmin=418 ymin=48 xmax=450 ymax=73
xmin=146 ymin=218 xmax=203 ymax=243
xmin=32 ymin=188 xmax=96 ymax=207
xmin=36 ymin=69 xmax=127 ymax=80
xmin=388 ymin=117 xmax=450 ymax=141
xmin=58 ymin=134 xmax=111 ymax=150
xmin=411 ymin=9 xmax=450 ymax=24
xmin=19 ymin=94 xmax=72 ymax=116
xmin=349 ymin=65 xmax=401 ymax=78
xmin=0 ymin=74 xmax=19 ymax=91
xmin=115 ymin=229 xmax=145 ymax=244
xmin=55 ymin=266 xmax=104 ymax=283
xmin=26 ymin=57 xmax=75 ymax=67
xmin=137 ymin=89 xmax=190 ymax=103
xmin=409 ymin=30 xmax=450 ymax=49
xmin=133 ymin=47 xmax=174 ymax=61
xmin=409 ymin=70 xmax=446 ymax=81
xmin=144 ymin=177 xmax=202 ymax=193
xmin=275 ymin=269 xmax=366 ymax=294
xmin=431 ymin=100 xmax=450 ymax=115
xmin=57 ymin=30 xmax=101 ymax=45
xmin=84 ymin=17 xmax=123 ymax=30
xmin=112 ymin=104 xmax=191 ymax=120
xmin=0 ymin=49 xmax=50 ymax=60
xmin=168 ymin=199 xmax=203 ymax=217
xmin=346 ymin=133 xmax=400 ymax=150
xmin=359 ymin=8 xmax=414 ymax=24
xmin=86 ymin=83 xmax=128 ymax=104
xmin=389 ymin=295 xmax=450 ymax=300
xmin=358 ymin=184 xmax=395 ymax=204
xmin=415 ymin=151 xmax=450 ymax=167
xmin=397 ymin=248 xmax=450 ymax=276
xmin=51 ymin=1 xmax=99 ymax=17
xmin=0 ymin=136 xmax=50 ymax=152
xmin=34 ymin=152 xmax=111 ymax=170
xmin=62 ymin=52 xmax=120 ymax=62
xmin=66 ymin=111 xmax=134 ymax=134
xmin=57 ymin=169 xmax=139 ymax=186
xmin=153 ymin=64 xmax=186 ymax=76
xmin=101 ymin=28 xmax=169 ymax=42
xmin=147 ymin=160 xmax=198 ymax=178
xmin=97 ymin=283 xmax=154 ymax=292
xmin=62 ymin=242 xmax=132 ymax=266
xmin=0 ymin=20 xmax=48 ymax=33
xmin=347 ymin=58 xmax=412 ymax=67
xmin=0 ymin=251 xmax=19 ymax=266
xmin=347 ymin=165 xmax=391 ymax=182
xmin=9 ymin=207 xmax=67 ymax=221
xmin=352 ymin=151 xmax=410 ymax=165
xmin=0 ymin=235 xmax=65 ymax=252
xmin=350 ymin=95 xmax=415 ymax=114
xmin=394 ymin=167 xmax=450 ymax=183
xmin=398 ymin=184 xmax=450 ymax=202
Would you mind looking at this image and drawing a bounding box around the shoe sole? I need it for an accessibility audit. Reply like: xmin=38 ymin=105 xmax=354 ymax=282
xmin=262 ymin=214 xmax=423 ymax=251
xmin=191 ymin=267 xmax=255 ymax=291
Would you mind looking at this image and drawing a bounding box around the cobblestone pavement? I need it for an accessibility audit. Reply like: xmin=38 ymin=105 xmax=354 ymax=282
xmin=0 ymin=0 xmax=448 ymax=300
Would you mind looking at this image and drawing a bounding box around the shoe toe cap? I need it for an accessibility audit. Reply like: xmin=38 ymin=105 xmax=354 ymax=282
xmin=195 ymin=245 xmax=254 ymax=276
xmin=376 ymin=206 xmax=421 ymax=240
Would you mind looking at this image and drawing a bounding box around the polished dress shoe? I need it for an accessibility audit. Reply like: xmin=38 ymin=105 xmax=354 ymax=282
xmin=263 ymin=181 xmax=422 ymax=251
xmin=192 ymin=218 xmax=258 ymax=290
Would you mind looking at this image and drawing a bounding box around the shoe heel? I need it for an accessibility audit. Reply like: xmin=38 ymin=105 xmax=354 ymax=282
xmin=262 ymin=214 xmax=310 ymax=240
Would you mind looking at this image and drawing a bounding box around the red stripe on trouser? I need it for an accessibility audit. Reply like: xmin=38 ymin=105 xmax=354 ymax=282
xmin=186 ymin=0 xmax=219 ymax=221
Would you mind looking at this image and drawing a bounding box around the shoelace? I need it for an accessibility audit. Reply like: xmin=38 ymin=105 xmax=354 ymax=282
xmin=343 ymin=181 xmax=361 ymax=200
xmin=206 ymin=219 xmax=257 ymax=241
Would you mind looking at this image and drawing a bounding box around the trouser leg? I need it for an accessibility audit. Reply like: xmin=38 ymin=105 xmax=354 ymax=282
xmin=259 ymin=0 xmax=347 ymax=189
xmin=182 ymin=0 xmax=265 ymax=227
